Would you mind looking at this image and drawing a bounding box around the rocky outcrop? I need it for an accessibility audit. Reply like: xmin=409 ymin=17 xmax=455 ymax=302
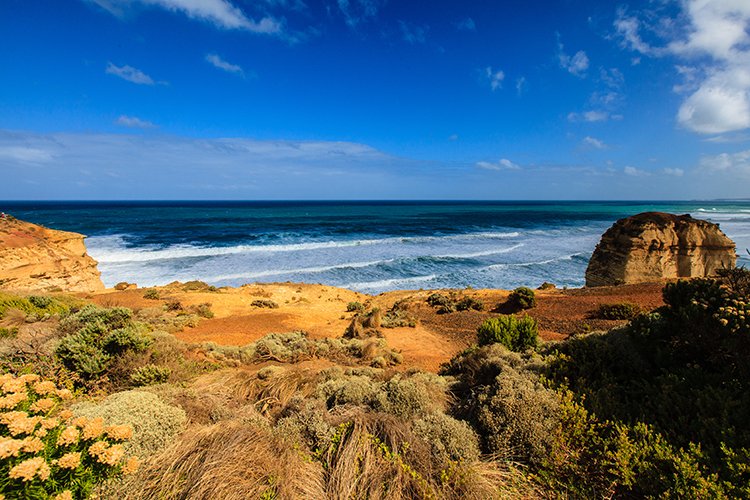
xmin=586 ymin=212 xmax=736 ymax=287
xmin=0 ymin=216 xmax=104 ymax=292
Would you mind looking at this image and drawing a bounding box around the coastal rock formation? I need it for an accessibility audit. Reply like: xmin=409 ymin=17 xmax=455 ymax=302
xmin=0 ymin=216 xmax=104 ymax=292
xmin=585 ymin=212 xmax=736 ymax=287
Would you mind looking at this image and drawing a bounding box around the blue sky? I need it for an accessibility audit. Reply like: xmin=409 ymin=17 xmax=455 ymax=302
xmin=1 ymin=0 xmax=750 ymax=199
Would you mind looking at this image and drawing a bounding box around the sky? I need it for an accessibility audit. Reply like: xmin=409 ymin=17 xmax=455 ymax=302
xmin=1 ymin=0 xmax=750 ymax=200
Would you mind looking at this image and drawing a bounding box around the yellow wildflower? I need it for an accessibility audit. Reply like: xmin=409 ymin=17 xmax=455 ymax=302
xmin=29 ymin=397 xmax=56 ymax=414
xmin=105 ymin=424 xmax=133 ymax=441
xmin=7 ymin=414 xmax=41 ymax=437
xmin=122 ymin=456 xmax=140 ymax=475
xmin=70 ymin=416 xmax=88 ymax=428
xmin=56 ymin=426 xmax=79 ymax=447
xmin=0 ymin=437 xmax=24 ymax=459
xmin=8 ymin=457 xmax=49 ymax=482
xmin=0 ymin=373 xmax=13 ymax=385
xmin=32 ymin=380 xmax=57 ymax=395
xmin=97 ymin=444 xmax=125 ymax=466
xmin=58 ymin=409 xmax=73 ymax=421
xmin=0 ymin=411 xmax=26 ymax=425
xmin=82 ymin=417 xmax=104 ymax=440
xmin=88 ymin=440 xmax=108 ymax=458
xmin=18 ymin=374 xmax=40 ymax=384
xmin=56 ymin=451 xmax=81 ymax=470
xmin=21 ymin=437 xmax=44 ymax=453
xmin=1 ymin=378 xmax=26 ymax=394
xmin=54 ymin=492 xmax=73 ymax=500
xmin=56 ymin=389 xmax=73 ymax=400
xmin=35 ymin=427 xmax=48 ymax=438
xmin=40 ymin=417 xmax=59 ymax=430
xmin=0 ymin=392 xmax=27 ymax=409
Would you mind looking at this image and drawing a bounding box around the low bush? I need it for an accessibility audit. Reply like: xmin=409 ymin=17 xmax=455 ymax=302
xmin=130 ymin=364 xmax=171 ymax=386
xmin=192 ymin=303 xmax=214 ymax=319
xmin=455 ymin=297 xmax=484 ymax=312
xmin=164 ymin=300 xmax=182 ymax=312
xmin=593 ymin=302 xmax=642 ymax=320
xmin=251 ymin=299 xmax=279 ymax=309
xmin=142 ymin=289 xmax=160 ymax=300
xmin=427 ymin=292 xmax=483 ymax=314
xmin=0 ymin=373 xmax=139 ymax=499
xmin=346 ymin=302 xmax=365 ymax=313
xmin=72 ymin=390 xmax=187 ymax=458
xmin=476 ymin=315 xmax=538 ymax=351
xmin=507 ymin=287 xmax=536 ymax=310
xmin=0 ymin=292 xmax=72 ymax=320
xmin=0 ymin=326 xmax=17 ymax=338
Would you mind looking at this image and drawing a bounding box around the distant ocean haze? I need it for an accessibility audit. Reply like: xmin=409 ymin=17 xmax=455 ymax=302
xmin=4 ymin=201 xmax=750 ymax=293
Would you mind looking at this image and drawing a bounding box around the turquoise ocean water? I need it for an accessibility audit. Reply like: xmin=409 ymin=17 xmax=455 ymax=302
xmin=3 ymin=201 xmax=749 ymax=293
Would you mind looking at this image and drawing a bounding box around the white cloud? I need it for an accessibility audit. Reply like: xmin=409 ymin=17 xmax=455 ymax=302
xmin=205 ymin=53 xmax=244 ymax=76
xmin=699 ymin=150 xmax=750 ymax=172
xmin=582 ymin=136 xmax=607 ymax=149
xmin=476 ymin=158 xmax=521 ymax=171
xmin=663 ymin=167 xmax=684 ymax=176
xmin=485 ymin=67 xmax=504 ymax=91
xmin=448 ymin=134 xmax=459 ymax=141
xmin=457 ymin=17 xmax=476 ymax=32
xmin=568 ymin=111 xmax=611 ymax=123
xmin=0 ymin=146 xmax=54 ymax=163
xmin=398 ymin=21 xmax=427 ymax=44
xmin=105 ymin=62 xmax=156 ymax=85
xmin=557 ymin=36 xmax=589 ymax=77
xmin=624 ymin=166 xmax=649 ymax=176
xmin=90 ymin=0 xmax=282 ymax=34
xmin=614 ymin=1 xmax=750 ymax=135
xmin=116 ymin=115 xmax=156 ymax=128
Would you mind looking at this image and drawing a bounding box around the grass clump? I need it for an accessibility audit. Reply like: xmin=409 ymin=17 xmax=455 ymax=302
xmin=142 ymin=289 xmax=160 ymax=300
xmin=593 ymin=302 xmax=641 ymax=320
xmin=0 ymin=292 xmax=73 ymax=320
xmin=192 ymin=302 xmax=214 ymax=318
xmin=0 ymin=326 xmax=17 ymax=338
xmin=477 ymin=315 xmax=538 ymax=351
xmin=507 ymin=287 xmax=536 ymax=311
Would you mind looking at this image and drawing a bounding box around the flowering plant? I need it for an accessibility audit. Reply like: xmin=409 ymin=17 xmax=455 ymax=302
xmin=0 ymin=374 xmax=138 ymax=499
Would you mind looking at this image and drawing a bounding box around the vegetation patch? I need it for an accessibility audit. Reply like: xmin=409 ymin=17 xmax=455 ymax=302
xmin=476 ymin=315 xmax=538 ymax=351
xmin=592 ymin=302 xmax=641 ymax=320
xmin=506 ymin=287 xmax=536 ymax=311
xmin=251 ymin=299 xmax=279 ymax=309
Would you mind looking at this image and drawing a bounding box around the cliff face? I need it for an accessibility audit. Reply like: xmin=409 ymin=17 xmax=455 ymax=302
xmin=585 ymin=212 xmax=736 ymax=287
xmin=0 ymin=217 xmax=104 ymax=292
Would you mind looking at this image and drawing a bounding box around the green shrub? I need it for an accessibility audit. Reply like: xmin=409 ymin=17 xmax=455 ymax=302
xmin=594 ymin=302 xmax=641 ymax=320
xmin=72 ymin=390 xmax=187 ymax=457
xmin=346 ymin=301 xmax=365 ymax=312
xmin=476 ymin=315 xmax=538 ymax=351
xmin=252 ymin=299 xmax=279 ymax=309
xmin=164 ymin=299 xmax=182 ymax=312
xmin=426 ymin=293 xmax=452 ymax=308
xmin=130 ymin=364 xmax=171 ymax=386
xmin=455 ymin=297 xmax=485 ymax=311
xmin=27 ymin=295 xmax=52 ymax=309
xmin=193 ymin=302 xmax=214 ymax=318
xmin=0 ymin=326 xmax=17 ymax=338
xmin=143 ymin=289 xmax=160 ymax=300
xmin=0 ymin=292 xmax=71 ymax=319
xmin=411 ymin=413 xmax=480 ymax=465
xmin=507 ymin=287 xmax=536 ymax=310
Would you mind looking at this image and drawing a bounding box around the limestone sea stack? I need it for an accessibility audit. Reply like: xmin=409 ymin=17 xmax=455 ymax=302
xmin=0 ymin=216 xmax=105 ymax=292
xmin=585 ymin=212 xmax=736 ymax=287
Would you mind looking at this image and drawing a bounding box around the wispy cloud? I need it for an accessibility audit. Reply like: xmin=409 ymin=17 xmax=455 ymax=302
xmin=0 ymin=146 xmax=54 ymax=163
xmin=568 ymin=111 xmax=614 ymax=123
xmin=484 ymin=67 xmax=504 ymax=91
xmin=515 ymin=76 xmax=526 ymax=96
xmin=115 ymin=115 xmax=156 ymax=128
xmin=582 ymin=136 xmax=607 ymax=149
xmin=663 ymin=167 xmax=684 ymax=177
xmin=337 ymin=0 xmax=384 ymax=28
xmin=557 ymin=35 xmax=589 ymax=77
xmin=699 ymin=150 xmax=750 ymax=173
xmin=456 ymin=17 xmax=476 ymax=32
xmin=624 ymin=165 xmax=649 ymax=176
xmin=105 ymin=62 xmax=156 ymax=85
xmin=476 ymin=158 xmax=521 ymax=171
xmin=89 ymin=0 xmax=283 ymax=34
xmin=205 ymin=53 xmax=245 ymax=76
xmin=398 ymin=21 xmax=428 ymax=44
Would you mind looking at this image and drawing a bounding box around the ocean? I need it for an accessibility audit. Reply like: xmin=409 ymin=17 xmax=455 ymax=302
xmin=3 ymin=201 xmax=750 ymax=293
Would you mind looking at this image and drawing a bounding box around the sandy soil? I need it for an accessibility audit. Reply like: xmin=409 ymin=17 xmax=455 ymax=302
xmin=88 ymin=281 xmax=665 ymax=372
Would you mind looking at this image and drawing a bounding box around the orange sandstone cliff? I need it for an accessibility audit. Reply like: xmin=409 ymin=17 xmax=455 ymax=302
xmin=0 ymin=216 xmax=104 ymax=292
xmin=585 ymin=212 xmax=736 ymax=287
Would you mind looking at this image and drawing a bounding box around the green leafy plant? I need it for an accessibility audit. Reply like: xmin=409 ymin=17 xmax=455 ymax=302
xmin=507 ymin=287 xmax=536 ymax=310
xmin=593 ymin=302 xmax=641 ymax=320
xmin=476 ymin=315 xmax=538 ymax=351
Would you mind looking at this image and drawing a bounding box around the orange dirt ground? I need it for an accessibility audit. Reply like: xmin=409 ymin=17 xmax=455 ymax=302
xmin=89 ymin=281 xmax=665 ymax=372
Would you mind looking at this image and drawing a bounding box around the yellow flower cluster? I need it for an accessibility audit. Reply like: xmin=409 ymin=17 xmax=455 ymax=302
xmin=0 ymin=373 xmax=139 ymax=497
